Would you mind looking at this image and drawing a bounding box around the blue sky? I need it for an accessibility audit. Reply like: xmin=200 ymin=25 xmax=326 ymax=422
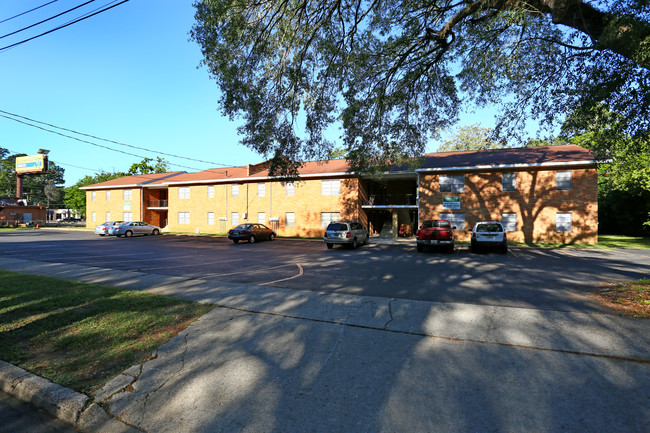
xmin=0 ymin=0 xmax=543 ymax=187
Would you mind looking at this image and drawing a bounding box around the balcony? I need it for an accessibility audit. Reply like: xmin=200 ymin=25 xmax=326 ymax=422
xmin=362 ymin=194 xmax=417 ymax=208
xmin=148 ymin=200 xmax=168 ymax=208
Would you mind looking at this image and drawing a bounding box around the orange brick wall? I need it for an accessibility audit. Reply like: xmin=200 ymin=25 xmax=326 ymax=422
xmin=85 ymin=188 xmax=141 ymax=226
xmin=418 ymin=168 xmax=598 ymax=244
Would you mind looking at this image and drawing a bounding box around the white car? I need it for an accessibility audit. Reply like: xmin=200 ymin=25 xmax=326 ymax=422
xmin=471 ymin=221 xmax=508 ymax=254
xmin=94 ymin=221 xmax=123 ymax=236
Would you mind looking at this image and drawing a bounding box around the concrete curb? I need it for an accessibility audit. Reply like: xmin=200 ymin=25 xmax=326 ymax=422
xmin=0 ymin=361 xmax=140 ymax=432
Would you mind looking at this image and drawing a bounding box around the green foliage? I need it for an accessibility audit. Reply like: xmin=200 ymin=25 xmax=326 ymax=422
xmin=191 ymin=0 xmax=650 ymax=176
xmin=0 ymin=148 xmax=65 ymax=206
xmin=64 ymin=171 xmax=126 ymax=216
xmin=127 ymin=157 xmax=170 ymax=175
xmin=438 ymin=124 xmax=504 ymax=152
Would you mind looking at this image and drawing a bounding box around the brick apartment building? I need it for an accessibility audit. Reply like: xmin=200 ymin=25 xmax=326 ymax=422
xmin=82 ymin=145 xmax=598 ymax=244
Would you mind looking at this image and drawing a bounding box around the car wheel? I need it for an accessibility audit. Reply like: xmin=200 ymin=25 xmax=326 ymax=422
xmin=365 ymin=234 xmax=369 ymax=245
xmin=99 ymin=234 xmax=105 ymax=237
xmin=125 ymin=230 xmax=133 ymax=238
xmin=470 ymin=244 xmax=477 ymax=253
xmin=448 ymin=245 xmax=454 ymax=253
xmin=269 ymin=233 xmax=275 ymax=241
xmin=249 ymin=235 xmax=256 ymax=244
xmin=351 ymin=238 xmax=358 ymax=249
xmin=152 ymin=229 xmax=160 ymax=236
xmin=502 ymin=245 xmax=508 ymax=254
xmin=417 ymin=244 xmax=423 ymax=253
xmin=232 ymin=239 xmax=239 ymax=244
xmin=326 ymin=243 xmax=333 ymax=249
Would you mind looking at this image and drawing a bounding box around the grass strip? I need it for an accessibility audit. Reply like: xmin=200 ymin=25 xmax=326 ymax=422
xmin=0 ymin=270 xmax=213 ymax=394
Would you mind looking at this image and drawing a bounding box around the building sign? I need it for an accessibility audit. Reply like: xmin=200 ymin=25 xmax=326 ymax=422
xmin=442 ymin=196 xmax=461 ymax=209
xmin=16 ymin=155 xmax=48 ymax=174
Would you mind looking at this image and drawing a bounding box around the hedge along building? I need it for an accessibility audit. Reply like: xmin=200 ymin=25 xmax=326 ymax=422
xmin=82 ymin=144 xmax=598 ymax=244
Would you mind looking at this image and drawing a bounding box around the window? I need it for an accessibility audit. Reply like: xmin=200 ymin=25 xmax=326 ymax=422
xmin=439 ymin=212 xmax=465 ymax=230
xmin=286 ymin=212 xmax=295 ymax=227
xmin=286 ymin=182 xmax=295 ymax=196
xmin=231 ymin=212 xmax=239 ymax=226
xmin=502 ymin=213 xmax=517 ymax=231
xmin=207 ymin=212 xmax=215 ymax=225
xmin=440 ymin=175 xmax=465 ymax=193
xmin=321 ymin=180 xmax=341 ymax=195
xmin=207 ymin=185 xmax=214 ymax=198
xmin=106 ymin=191 xmax=111 ymax=201
xmin=257 ymin=212 xmax=266 ymax=224
xmin=232 ymin=184 xmax=239 ymax=197
xmin=178 ymin=212 xmax=190 ymax=224
xmin=91 ymin=212 xmax=96 ymax=222
xmin=123 ymin=189 xmax=132 ymax=200
xmin=123 ymin=212 xmax=133 ymax=222
xmin=91 ymin=191 xmax=96 ymax=201
xmin=321 ymin=212 xmax=340 ymax=227
xmin=502 ymin=173 xmax=516 ymax=192
xmin=556 ymin=171 xmax=572 ymax=191
xmin=257 ymin=183 xmax=266 ymax=197
xmin=106 ymin=212 xmax=111 ymax=222
xmin=556 ymin=212 xmax=572 ymax=232
xmin=178 ymin=187 xmax=190 ymax=199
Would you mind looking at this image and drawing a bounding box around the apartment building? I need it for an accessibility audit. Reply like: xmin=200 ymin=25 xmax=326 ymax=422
xmin=83 ymin=144 xmax=598 ymax=244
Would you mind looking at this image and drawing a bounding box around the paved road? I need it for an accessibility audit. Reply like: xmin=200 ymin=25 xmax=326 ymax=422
xmin=2 ymin=230 xmax=649 ymax=313
xmin=0 ymin=391 xmax=76 ymax=433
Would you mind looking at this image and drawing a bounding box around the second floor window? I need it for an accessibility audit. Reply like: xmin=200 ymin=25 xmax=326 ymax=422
xmin=123 ymin=189 xmax=132 ymax=200
xmin=502 ymin=173 xmax=516 ymax=192
xmin=321 ymin=180 xmax=340 ymax=195
xmin=257 ymin=183 xmax=266 ymax=197
xmin=207 ymin=185 xmax=214 ymax=198
xmin=179 ymin=187 xmax=190 ymax=199
xmin=439 ymin=175 xmax=464 ymax=193
xmin=556 ymin=171 xmax=572 ymax=191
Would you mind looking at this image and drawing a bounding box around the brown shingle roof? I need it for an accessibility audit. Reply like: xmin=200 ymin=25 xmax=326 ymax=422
xmin=80 ymin=172 xmax=186 ymax=189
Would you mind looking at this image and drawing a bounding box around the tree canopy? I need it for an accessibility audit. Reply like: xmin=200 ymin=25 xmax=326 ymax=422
xmin=191 ymin=0 xmax=650 ymax=176
xmin=438 ymin=123 xmax=503 ymax=152
xmin=0 ymin=148 xmax=65 ymax=207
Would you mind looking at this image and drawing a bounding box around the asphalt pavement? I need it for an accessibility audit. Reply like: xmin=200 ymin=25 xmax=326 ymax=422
xmin=0 ymin=253 xmax=649 ymax=433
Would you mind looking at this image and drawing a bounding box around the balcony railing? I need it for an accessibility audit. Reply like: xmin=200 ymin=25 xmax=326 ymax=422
xmin=363 ymin=194 xmax=417 ymax=206
xmin=148 ymin=200 xmax=168 ymax=208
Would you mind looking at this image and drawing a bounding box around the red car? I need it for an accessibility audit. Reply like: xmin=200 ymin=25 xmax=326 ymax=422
xmin=416 ymin=219 xmax=455 ymax=253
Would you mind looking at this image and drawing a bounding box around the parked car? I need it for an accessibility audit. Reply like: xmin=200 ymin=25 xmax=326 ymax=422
xmin=471 ymin=221 xmax=508 ymax=254
xmin=107 ymin=221 xmax=161 ymax=237
xmin=324 ymin=221 xmax=369 ymax=249
xmin=228 ymin=223 xmax=275 ymax=243
xmin=416 ymin=219 xmax=455 ymax=253
xmin=94 ymin=220 xmax=123 ymax=236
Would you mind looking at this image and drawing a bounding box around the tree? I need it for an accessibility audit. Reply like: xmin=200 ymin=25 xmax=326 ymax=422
xmin=191 ymin=0 xmax=650 ymax=176
xmin=438 ymin=124 xmax=503 ymax=152
xmin=127 ymin=157 xmax=170 ymax=175
xmin=0 ymin=149 xmax=65 ymax=206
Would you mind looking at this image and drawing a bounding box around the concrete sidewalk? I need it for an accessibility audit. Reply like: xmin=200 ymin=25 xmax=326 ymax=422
xmin=1 ymin=257 xmax=649 ymax=432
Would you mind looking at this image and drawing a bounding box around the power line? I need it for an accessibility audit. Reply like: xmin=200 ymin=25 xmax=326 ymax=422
xmin=0 ymin=109 xmax=233 ymax=167
xmin=0 ymin=0 xmax=97 ymax=41
xmin=0 ymin=1 xmax=59 ymax=24
xmin=0 ymin=0 xmax=129 ymax=52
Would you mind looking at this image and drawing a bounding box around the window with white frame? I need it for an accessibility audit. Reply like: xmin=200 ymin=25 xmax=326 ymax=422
xmin=321 ymin=212 xmax=340 ymax=227
xmin=439 ymin=212 xmax=465 ymax=230
xmin=106 ymin=212 xmax=111 ymax=222
xmin=257 ymin=183 xmax=266 ymax=197
xmin=439 ymin=175 xmax=465 ymax=193
xmin=321 ymin=180 xmax=341 ymax=195
xmin=123 ymin=212 xmax=133 ymax=222
xmin=178 ymin=212 xmax=190 ymax=224
xmin=502 ymin=173 xmax=516 ymax=192
xmin=207 ymin=185 xmax=214 ymax=198
xmin=556 ymin=171 xmax=572 ymax=191
xmin=91 ymin=191 xmax=96 ymax=201
xmin=502 ymin=213 xmax=517 ymax=231
xmin=286 ymin=182 xmax=295 ymax=196
xmin=257 ymin=212 xmax=266 ymax=224
xmin=556 ymin=212 xmax=572 ymax=232
xmin=232 ymin=184 xmax=239 ymax=197
xmin=91 ymin=212 xmax=96 ymax=222
xmin=231 ymin=212 xmax=239 ymax=226
xmin=207 ymin=212 xmax=215 ymax=225
xmin=178 ymin=187 xmax=190 ymax=199
xmin=286 ymin=212 xmax=295 ymax=227
xmin=106 ymin=190 xmax=111 ymax=201
xmin=123 ymin=189 xmax=132 ymax=200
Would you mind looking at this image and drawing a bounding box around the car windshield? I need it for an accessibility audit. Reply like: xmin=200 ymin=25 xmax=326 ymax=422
xmin=327 ymin=223 xmax=348 ymax=231
xmin=234 ymin=224 xmax=252 ymax=230
xmin=422 ymin=220 xmax=450 ymax=229
xmin=476 ymin=223 xmax=502 ymax=232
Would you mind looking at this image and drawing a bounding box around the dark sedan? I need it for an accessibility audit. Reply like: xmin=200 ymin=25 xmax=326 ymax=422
xmin=228 ymin=223 xmax=276 ymax=244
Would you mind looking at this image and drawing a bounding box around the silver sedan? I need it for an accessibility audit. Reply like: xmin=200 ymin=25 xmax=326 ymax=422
xmin=107 ymin=221 xmax=161 ymax=237
xmin=94 ymin=221 xmax=123 ymax=236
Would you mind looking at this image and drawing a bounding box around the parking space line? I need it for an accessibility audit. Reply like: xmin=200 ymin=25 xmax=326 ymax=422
xmin=260 ymin=263 xmax=304 ymax=286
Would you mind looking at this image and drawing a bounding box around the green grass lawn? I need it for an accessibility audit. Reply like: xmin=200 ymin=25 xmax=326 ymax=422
xmin=508 ymin=234 xmax=650 ymax=249
xmin=0 ymin=271 xmax=213 ymax=394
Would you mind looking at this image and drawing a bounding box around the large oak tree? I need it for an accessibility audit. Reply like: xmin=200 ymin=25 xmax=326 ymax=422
xmin=191 ymin=0 xmax=650 ymax=175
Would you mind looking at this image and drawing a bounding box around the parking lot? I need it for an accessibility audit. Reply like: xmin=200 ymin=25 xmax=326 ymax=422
xmin=2 ymin=229 xmax=649 ymax=313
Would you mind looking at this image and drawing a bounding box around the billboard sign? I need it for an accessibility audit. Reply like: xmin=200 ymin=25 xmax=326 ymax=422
xmin=15 ymin=155 xmax=48 ymax=174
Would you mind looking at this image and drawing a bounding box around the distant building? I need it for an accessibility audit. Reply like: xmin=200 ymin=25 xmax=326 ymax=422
xmin=0 ymin=197 xmax=47 ymax=226
xmin=81 ymin=145 xmax=598 ymax=244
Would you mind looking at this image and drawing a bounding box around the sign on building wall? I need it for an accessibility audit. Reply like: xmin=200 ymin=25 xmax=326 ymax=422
xmin=15 ymin=155 xmax=48 ymax=174
xmin=442 ymin=196 xmax=461 ymax=209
